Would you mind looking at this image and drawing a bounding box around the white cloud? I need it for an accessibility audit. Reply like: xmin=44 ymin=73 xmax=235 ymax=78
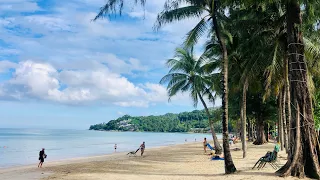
xmin=144 ymin=83 xmax=167 ymax=102
xmin=0 ymin=0 xmax=40 ymax=13
xmin=0 ymin=60 xmax=162 ymax=107
xmin=0 ymin=0 xmax=219 ymax=110
xmin=114 ymin=100 xmax=149 ymax=108
xmin=98 ymin=54 xmax=148 ymax=74
xmin=25 ymin=15 xmax=74 ymax=32
xmin=0 ymin=59 xmax=213 ymax=108
xmin=7 ymin=61 xmax=59 ymax=98
xmin=0 ymin=60 xmax=17 ymax=73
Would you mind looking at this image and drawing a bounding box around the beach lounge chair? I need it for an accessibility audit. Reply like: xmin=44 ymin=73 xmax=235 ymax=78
xmin=206 ymin=143 xmax=215 ymax=151
xmin=252 ymin=144 xmax=280 ymax=170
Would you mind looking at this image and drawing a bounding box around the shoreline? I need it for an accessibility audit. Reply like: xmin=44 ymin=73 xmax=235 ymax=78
xmin=1 ymin=129 xmax=212 ymax=170
xmin=0 ymin=142 xmax=197 ymax=180
xmin=0 ymin=141 xmax=195 ymax=172
xmin=0 ymin=141 xmax=304 ymax=180
xmin=89 ymin=129 xmax=217 ymax=134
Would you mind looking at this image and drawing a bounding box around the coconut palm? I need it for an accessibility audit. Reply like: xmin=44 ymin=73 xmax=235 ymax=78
xmin=93 ymin=0 xmax=320 ymax=178
xmin=235 ymin=1 xmax=320 ymax=177
xmin=275 ymin=1 xmax=320 ymax=177
xmin=155 ymin=0 xmax=237 ymax=173
xmin=160 ymin=47 xmax=223 ymax=153
xmin=204 ymin=28 xmax=251 ymax=157
xmin=93 ymin=0 xmax=239 ymax=174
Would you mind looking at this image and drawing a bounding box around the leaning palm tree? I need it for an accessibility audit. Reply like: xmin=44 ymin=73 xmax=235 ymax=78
xmin=94 ymin=0 xmax=237 ymax=174
xmin=155 ymin=0 xmax=236 ymax=173
xmin=160 ymin=47 xmax=223 ymax=154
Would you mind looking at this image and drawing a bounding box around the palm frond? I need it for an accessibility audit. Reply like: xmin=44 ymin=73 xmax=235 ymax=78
xmin=154 ymin=6 xmax=204 ymax=30
xmin=93 ymin=0 xmax=146 ymax=20
xmin=183 ymin=17 xmax=209 ymax=48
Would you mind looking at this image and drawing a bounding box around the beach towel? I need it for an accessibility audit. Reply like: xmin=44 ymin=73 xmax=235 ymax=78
xmin=211 ymin=156 xmax=224 ymax=160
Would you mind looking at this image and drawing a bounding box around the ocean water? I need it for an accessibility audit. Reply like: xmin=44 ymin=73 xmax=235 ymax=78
xmin=0 ymin=128 xmax=219 ymax=168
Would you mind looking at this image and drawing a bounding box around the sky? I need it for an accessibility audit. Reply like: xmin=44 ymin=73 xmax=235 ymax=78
xmin=0 ymin=0 xmax=221 ymax=129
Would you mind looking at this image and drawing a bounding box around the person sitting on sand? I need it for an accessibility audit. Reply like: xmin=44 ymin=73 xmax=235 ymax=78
xmin=233 ymin=136 xmax=239 ymax=144
xmin=140 ymin=142 xmax=145 ymax=156
xmin=210 ymin=152 xmax=224 ymax=160
xmin=212 ymin=151 xmax=224 ymax=159
xmin=38 ymin=148 xmax=46 ymax=168
xmin=212 ymin=154 xmax=224 ymax=160
xmin=203 ymin=138 xmax=207 ymax=153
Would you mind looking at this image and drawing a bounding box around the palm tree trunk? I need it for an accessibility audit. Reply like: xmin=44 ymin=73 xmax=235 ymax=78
xmin=253 ymin=94 xmax=267 ymax=145
xmin=253 ymin=114 xmax=267 ymax=145
xmin=276 ymin=1 xmax=320 ymax=178
xmin=285 ymin=53 xmax=291 ymax=154
xmin=198 ymin=92 xmax=222 ymax=154
xmin=267 ymin=123 xmax=271 ymax=142
xmin=282 ymin=88 xmax=288 ymax=153
xmin=265 ymin=123 xmax=269 ymax=142
xmin=279 ymin=90 xmax=284 ymax=150
xmin=247 ymin=119 xmax=251 ymax=141
xmin=213 ymin=0 xmax=236 ymax=174
xmin=241 ymin=79 xmax=248 ymax=158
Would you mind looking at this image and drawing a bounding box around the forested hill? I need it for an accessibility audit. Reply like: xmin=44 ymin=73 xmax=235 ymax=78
xmin=89 ymin=109 xmax=222 ymax=133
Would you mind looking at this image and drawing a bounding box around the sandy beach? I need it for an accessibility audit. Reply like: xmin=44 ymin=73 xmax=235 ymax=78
xmin=0 ymin=141 xmax=305 ymax=180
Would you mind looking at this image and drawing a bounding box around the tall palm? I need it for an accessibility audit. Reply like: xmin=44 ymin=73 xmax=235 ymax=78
xmin=94 ymin=0 xmax=237 ymax=174
xmin=204 ymin=29 xmax=250 ymax=157
xmin=232 ymin=2 xmax=287 ymax=146
xmin=160 ymin=47 xmax=222 ymax=154
xmin=275 ymin=1 xmax=320 ymax=178
xmin=238 ymin=1 xmax=320 ymax=177
xmin=155 ymin=0 xmax=236 ymax=173
xmin=94 ymin=0 xmax=320 ymax=177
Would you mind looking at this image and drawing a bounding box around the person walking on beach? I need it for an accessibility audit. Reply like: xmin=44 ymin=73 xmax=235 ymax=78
xmin=140 ymin=142 xmax=145 ymax=156
xmin=203 ymin=138 xmax=207 ymax=153
xmin=114 ymin=144 xmax=117 ymax=152
xmin=38 ymin=148 xmax=46 ymax=168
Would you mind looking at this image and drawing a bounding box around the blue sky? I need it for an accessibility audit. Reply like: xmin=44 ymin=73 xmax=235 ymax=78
xmin=0 ymin=0 xmax=221 ymax=129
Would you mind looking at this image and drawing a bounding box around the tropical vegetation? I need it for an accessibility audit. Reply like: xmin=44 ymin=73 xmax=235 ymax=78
xmin=93 ymin=0 xmax=320 ymax=178
xmin=89 ymin=109 xmax=224 ymax=133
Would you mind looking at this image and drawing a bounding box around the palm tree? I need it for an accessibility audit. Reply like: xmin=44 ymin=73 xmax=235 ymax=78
xmin=93 ymin=0 xmax=237 ymax=174
xmin=94 ymin=0 xmax=320 ymax=177
xmin=238 ymin=1 xmax=320 ymax=177
xmin=155 ymin=0 xmax=237 ymax=173
xmin=276 ymin=1 xmax=320 ymax=178
xmin=204 ymin=29 xmax=250 ymax=157
xmin=160 ymin=47 xmax=223 ymax=154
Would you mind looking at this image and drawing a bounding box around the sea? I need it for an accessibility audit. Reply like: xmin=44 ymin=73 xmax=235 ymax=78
xmin=0 ymin=128 xmax=219 ymax=168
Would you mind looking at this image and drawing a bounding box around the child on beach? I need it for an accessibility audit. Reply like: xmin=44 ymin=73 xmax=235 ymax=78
xmin=114 ymin=144 xmax=117 ymax=152
xmin=203 ymin=138 xmax=207 ymax=153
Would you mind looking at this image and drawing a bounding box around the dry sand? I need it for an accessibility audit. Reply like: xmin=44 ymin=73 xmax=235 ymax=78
xmin=0 ymin=141 xmax=307 ymax=180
